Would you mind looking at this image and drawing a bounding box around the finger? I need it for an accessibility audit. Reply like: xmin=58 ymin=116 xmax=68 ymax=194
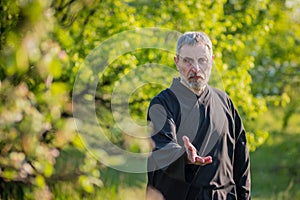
xmin=201 ymin=156 xmax=212 ymax=164
xmin=203 ymin=156 xmax=213 ymax=163
xmin=195 ymin=156 xmax=205 ymax=163
xmin=182 ymin=136 xmax=194 ymax=151
xmin=195 ymin=156 xmax=213 ymax=166
xmin=182 ymin=136 xmax=190 ymax=146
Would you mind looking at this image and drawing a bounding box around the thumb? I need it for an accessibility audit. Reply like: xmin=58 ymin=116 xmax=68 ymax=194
xmin=182 ymin=136 xmax=193 ymax=151
xmin=182 ymin=136 xmax=190 ymax=144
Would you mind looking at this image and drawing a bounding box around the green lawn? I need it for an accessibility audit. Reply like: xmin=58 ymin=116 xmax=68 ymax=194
xmin=251 ymin=108 xmax=300 ymax=200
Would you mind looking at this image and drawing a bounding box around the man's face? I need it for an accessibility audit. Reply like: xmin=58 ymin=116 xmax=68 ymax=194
xmin=174 ymin=44 xmax=212 ymax=92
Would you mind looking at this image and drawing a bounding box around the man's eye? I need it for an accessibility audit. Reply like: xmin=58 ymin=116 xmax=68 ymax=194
xmin=183 ymin=58 xmax=189 ymax=63
xmin=199 ymin=58 xmax=208 ymax=64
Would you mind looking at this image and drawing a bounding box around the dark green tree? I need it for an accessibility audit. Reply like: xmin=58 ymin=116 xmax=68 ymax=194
xmin=1 ymin=0 xmax=298 ymax=198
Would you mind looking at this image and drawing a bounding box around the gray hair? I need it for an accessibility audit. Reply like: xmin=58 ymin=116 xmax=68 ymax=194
xmin=176 ymin=31 xmax=213 ymax=56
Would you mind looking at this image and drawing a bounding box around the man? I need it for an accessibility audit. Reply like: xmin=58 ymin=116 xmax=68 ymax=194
xmin=146 ymin=32 xmax=251 ymax=200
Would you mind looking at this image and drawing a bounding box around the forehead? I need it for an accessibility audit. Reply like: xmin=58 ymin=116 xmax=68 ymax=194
xmin=179 ymin=44 xmax=209 ymax=58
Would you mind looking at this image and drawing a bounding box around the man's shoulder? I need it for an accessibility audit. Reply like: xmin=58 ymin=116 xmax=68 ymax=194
xmin=150 ymin=88 xmax=178 ymax=105
xmin=153 ymin=88 xmax=175 ymax=99
xmin=208 ymin=85 xmax=230 ymax=100
xmin=208 ymin=85 xmax=234 ymax=110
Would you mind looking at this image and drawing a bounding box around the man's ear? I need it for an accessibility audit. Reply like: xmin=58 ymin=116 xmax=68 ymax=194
xmin=174 ymin=56 xmax=178 ymax=63
xmin=212 ymin=54 xmax=215 ymax=61
xmin=174 ymin=56 xmax=179 ymax=70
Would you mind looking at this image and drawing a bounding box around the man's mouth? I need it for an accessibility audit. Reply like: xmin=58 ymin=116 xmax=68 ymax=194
xmin=188 ymin=75 xmax=204 ymax=80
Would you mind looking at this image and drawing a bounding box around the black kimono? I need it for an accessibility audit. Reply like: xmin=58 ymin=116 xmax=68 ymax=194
xmin=147 ymin=78 xmax=251 ymax=200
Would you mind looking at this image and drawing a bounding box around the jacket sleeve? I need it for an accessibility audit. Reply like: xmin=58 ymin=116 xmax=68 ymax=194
xmin=147 ymin=95 xmax=187 ymax=182
xmin=232 ymin=105 xmax=251 ymax=200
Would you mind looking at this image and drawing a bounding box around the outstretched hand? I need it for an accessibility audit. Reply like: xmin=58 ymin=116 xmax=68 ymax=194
xmin=182 ymin=136 xmax=213 ymax=166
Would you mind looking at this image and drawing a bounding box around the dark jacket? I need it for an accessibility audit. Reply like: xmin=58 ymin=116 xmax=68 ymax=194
xmin=147 ymin=78 xmax=251 ymax=200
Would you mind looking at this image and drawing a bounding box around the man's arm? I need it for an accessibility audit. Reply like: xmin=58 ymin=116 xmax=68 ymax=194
xmin=233 ymin=108 xmax=251 ymax=200
xmin=147 ymin=96 xmax=186 ymax=181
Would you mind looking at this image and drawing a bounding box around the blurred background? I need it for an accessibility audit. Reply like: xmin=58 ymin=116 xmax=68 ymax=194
xmin=0 ymin=0 xmax=299 ymax=199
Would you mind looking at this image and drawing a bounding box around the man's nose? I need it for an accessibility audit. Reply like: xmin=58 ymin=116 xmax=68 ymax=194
xmin=191 ymin=63 xmax=206 ymax=75
xmin=191 ymin=63 xmax=201 ymax=72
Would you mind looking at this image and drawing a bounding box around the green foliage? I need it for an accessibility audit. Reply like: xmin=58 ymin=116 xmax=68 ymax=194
xmin=1 ymin=0 xmax=299 ymax=198
xmin=249 ymin=0 xmax=300 ymax=129
xmin=0 ymin=0 xmax=102 ymax=198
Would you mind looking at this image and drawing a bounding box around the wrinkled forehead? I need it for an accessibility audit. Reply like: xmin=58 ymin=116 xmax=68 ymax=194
xmin=178 ymin=44 xmax=210 ymax=58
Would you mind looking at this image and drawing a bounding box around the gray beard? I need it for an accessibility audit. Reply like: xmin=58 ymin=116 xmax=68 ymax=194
xmin=180 ymin=74 xmax=206 ymax=92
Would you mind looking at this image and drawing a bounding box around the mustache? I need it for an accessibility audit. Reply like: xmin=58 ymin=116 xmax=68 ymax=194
xmin=188 ymin=72 xmax=206 ymax=80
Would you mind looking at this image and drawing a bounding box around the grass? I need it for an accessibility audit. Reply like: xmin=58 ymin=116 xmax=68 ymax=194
xmin=250 ymin=108 xmax=300 ymax=200
xmin=50 ymin=168 xmax=147 ymax=200
xmin=96 ymin=168 xmax=147 ymax=200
